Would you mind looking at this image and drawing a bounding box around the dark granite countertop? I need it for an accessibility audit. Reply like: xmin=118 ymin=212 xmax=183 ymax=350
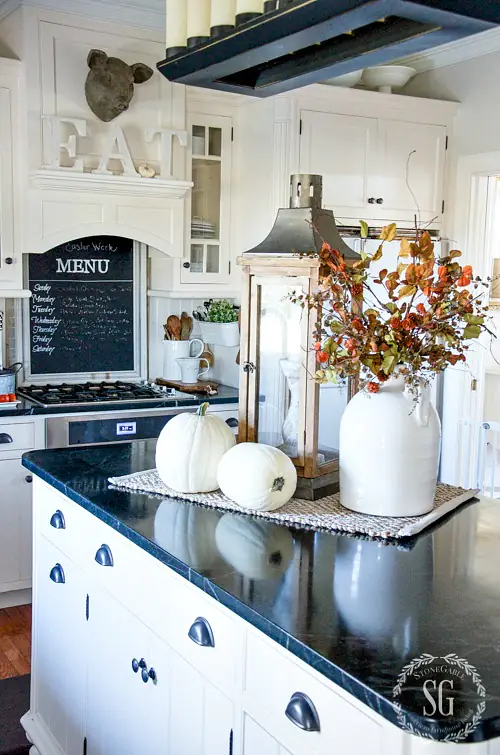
xmin=22 ymin=441 xmax=500 ymax=743
xmin=0 ymin=385 xmax=238 ymax=418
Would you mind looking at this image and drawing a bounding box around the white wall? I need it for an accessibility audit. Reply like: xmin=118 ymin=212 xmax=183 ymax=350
xmin=402 ymin=50 xmax=500 ymax=240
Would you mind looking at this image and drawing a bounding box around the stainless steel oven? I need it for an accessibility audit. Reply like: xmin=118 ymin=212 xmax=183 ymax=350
xmin=46 ymin=406 xmax=239 ymax=449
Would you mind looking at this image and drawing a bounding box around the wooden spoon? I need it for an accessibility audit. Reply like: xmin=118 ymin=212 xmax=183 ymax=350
xmin=166 ymin=315 xmax=181 ymax=341
xmin=180 ymin=312 xmax=193 ymax=341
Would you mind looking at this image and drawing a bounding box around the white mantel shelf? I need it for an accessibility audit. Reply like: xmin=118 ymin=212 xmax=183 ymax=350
xmin=31 ymin=170 xmax=193 ymax=199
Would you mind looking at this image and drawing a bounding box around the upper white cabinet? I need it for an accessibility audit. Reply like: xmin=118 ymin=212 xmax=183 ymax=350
xmin=299 ymin=110 xmax=377 ymax=221
xmin=299 ymin=108 xmax=447 ymax=228
xmin=183 ymin=113 xmax=233 ymax=284
xmin=372 ymin=119 xmax=447 ymax=225
xmin=0 ymin=58 xmax=23 ymax=290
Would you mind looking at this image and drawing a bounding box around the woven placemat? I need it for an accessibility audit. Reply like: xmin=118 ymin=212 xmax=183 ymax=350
xmin=108 ymin=468 xmax=478 ymax=540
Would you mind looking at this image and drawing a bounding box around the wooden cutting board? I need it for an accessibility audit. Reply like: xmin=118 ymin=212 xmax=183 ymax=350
xmin=156 ymin=377 xmax=219 ymax=395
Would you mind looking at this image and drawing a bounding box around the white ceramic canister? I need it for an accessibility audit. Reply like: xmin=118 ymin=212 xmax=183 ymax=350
xmin=339 ymin=376 xmax=441 ymax=517
xmin=162 ymin=339 xmax=204 ymax=381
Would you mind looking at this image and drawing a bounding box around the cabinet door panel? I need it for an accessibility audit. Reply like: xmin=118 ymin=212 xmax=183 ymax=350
xmin=33 ymin=536 xmax=85 ymax=755
xmin=0 ymin=86 xmax=15 ymax=282
xmin=0 ymin=458 xmax=33 ymax=589
xmin=373 ymin=120 xmax=446 ymax=221
xmin=86 ymin=587 xmax=154 ymax=755
xmin=299 ymin=110 xmax=377 ymax=219
xmin=243 ymin=714 xmax=292 ymax=755
xmin=167 ymin=649 xmax=233 ymax=755
xmin=183 ymin=113 xmax=233 ymax=284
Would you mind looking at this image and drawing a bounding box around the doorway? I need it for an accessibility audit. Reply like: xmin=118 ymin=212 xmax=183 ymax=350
xmin=444 ymin=159 xmax=500 ymax=495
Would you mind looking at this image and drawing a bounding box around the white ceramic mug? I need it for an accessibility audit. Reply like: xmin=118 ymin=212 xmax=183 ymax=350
xmin=163 ymin=339 xmax=204 ymax=381
xmin=176 ymin=357 xmax=210 ymax=384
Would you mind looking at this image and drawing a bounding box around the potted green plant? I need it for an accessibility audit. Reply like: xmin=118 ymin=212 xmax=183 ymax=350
xmin=199 ymin=299 xmax=240 ymax=347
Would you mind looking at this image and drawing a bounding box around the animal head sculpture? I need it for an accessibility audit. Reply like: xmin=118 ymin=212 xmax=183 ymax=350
xmin=85 ymin=49 xmax=154 ymax=123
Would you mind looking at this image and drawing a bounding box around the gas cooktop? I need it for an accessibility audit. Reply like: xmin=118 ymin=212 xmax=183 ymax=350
xmin=17 ymin=381 xmax=193 ymax=408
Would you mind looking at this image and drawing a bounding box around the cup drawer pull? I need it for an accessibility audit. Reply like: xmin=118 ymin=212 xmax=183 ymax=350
xmin=285 ymin=692 xmax=320 ymax=732
xmin=0 ymin=433 xmax=13 ymax=444
xmin=50 ymin=510 xmax=66 ymax=529
xmin=49 ymin=563 xmax=65 ymax=584
xmin=188 ymin=617 xmax=215 ymax=648
xmin=95 ymin=544 xmax=114 ymax=567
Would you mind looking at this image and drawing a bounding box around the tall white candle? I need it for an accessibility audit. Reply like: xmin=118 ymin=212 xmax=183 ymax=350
xmin=210 ymin=0 xmax=236 ymax=28
xmin=187 ymin=0 xmax=211 ymax=40
xmin=236 ymin=0 xmax=264 ymax=16
xmin=166 ymin=0 xmax=187 ymax=50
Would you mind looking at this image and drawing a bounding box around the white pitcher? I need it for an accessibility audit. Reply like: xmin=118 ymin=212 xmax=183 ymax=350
xmin=162 ymin=339 xmax=204 ymax=381
xmin=339 ymin=376 xmax=441 ymax=517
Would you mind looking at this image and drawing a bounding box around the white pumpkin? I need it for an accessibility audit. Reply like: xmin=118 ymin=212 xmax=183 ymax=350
xmin=154 ymin=502 xmax=221 ymax=570
xmin=155 ymin=402 xmax=235 ymax=493
xmin=217 ymin=443 xmax=297 ymax=511
xmin=215 ymin=515 xmax=293 ymax=580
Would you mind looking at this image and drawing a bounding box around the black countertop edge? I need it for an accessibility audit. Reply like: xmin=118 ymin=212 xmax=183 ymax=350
xmin=22 ymin=449 xmax=500 ymax=743
xmin=0 ymin=388 xmax=238 ymax=417
xmin=22 ymin=453 xmax=400 ymax=730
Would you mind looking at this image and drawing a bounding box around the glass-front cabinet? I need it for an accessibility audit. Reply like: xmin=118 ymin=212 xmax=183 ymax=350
xmin=183 ymin=113 xmax=232 ymax=284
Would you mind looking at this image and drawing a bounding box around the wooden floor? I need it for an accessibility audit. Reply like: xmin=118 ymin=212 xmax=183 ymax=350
xmin=0 ymin=606 xmax=31 ymax=679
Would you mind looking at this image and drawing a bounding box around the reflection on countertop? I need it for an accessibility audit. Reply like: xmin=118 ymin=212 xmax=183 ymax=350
xmin=22 ymin=440 xmax=500 ymax=741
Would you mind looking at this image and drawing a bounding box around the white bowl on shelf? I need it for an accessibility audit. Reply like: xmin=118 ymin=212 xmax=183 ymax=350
xmin=362 ymin=65 xmax=416 ymax=94
xmin=323 ymin=70 xmax=363 ymax=88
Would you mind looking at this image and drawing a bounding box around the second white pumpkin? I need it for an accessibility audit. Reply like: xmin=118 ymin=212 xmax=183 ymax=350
xmin=217 ymin=443 xmax=297 ymax=511
xmin=155 ymin=402 xmax=235 ymax=493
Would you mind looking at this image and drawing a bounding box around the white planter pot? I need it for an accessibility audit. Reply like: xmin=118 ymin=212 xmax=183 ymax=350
xmin=339 ymin=376 xmax=441 ymax=517
xmin=199 ymin=321 xmax=240 ymax=347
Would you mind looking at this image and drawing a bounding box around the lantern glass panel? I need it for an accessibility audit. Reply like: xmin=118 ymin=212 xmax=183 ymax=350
xmin=317 ymin=383 xmax=347 ymax=468
xmin=255 ymin=277 xmax=304 ymax=457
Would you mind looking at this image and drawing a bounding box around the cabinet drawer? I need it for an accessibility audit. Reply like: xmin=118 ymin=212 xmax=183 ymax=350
xmin=0 ymin=422 xmax=35 ymax=453
xmin=244 ymin=632 xmax=381 ymax=755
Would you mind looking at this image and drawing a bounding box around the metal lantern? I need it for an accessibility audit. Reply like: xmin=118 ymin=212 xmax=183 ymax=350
xmin=237 ymin=174 xmax=360 ymax=500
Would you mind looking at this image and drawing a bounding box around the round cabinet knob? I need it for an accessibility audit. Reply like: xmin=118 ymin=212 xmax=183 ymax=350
xmin=139 ymin=658 xmax=147 ymax=669
xmin=4 ymin=257 xmax=13 ymax=265
xmin=148 ymin=668 xmax=157 ymax=684
xmin=367 ymin=197 xmax=375 ymax=204
xmin=132 ymin=658 xmax=139 ymax=673
xmin=242 ymin=361 xmax=256 ymax=374
xmin=25 ymin=475 xmax=33 ymax=483
xmin=141 ymin=667 xmax=149 ymax=683
xmin=376 ymin=197 xmax=384 ymax=204
xmin=183 ymin=262 xmax=191 ymax=269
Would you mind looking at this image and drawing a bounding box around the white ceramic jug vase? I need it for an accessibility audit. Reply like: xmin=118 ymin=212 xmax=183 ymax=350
xmin=339 ymin=376 xmax=441 ymax=517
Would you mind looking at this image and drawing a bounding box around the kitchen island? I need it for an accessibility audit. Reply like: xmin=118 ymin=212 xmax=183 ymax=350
xmin=21 ymin=441 xmax=500 ymax=755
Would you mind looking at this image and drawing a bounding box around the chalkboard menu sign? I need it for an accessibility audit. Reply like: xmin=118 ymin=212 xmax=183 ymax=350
xmin=27 ymin=236 xmax=136 ymax=376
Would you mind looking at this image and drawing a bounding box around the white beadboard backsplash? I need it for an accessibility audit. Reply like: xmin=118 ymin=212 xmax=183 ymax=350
xmin=148 ymin=297 xmax=240 ymax=388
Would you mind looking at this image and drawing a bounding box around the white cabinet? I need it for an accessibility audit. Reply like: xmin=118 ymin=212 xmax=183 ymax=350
xmin=31 ymin=536 xmax=86 ymax=755
xmin=0 ymin=459 xmax=33 ymax=589
xmin=0 ymin=58 xmax=23 ymax=291
xmin=86 ymin=585 xmax=167 ymax=755
xmin=0 ymin=418 xmax=43 ymax=600
xmin=183 ymin=113 xmax=233 ymax=284
xmin=373 ymin=119 xmax=446 ymax=223
xmin=299 ymin=108 xmax=447 ymax=228
xmin=299 ymin=110 xmax=377 ymax=220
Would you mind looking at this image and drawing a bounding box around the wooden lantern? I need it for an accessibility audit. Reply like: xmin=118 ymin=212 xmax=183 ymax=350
xmin=237 ymin=174 xmax=360 ymax=500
